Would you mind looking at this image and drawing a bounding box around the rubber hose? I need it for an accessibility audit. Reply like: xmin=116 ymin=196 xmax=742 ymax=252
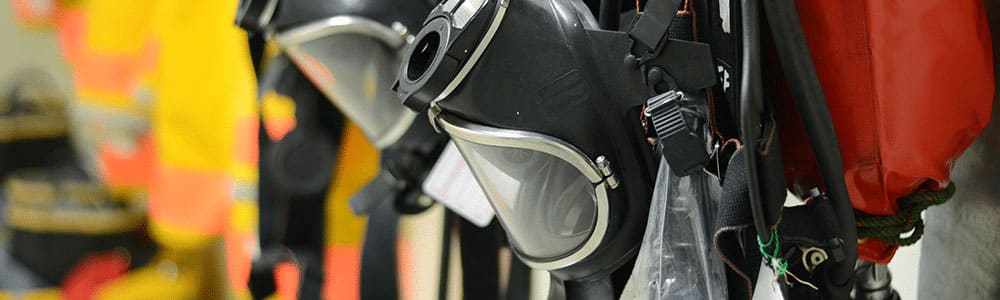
xmin=565 ymin=277 xmax=614 ymax=300
xmin=599 ymin=0 xmax=622 ymax=30
xmin=761 ymin=0 xmax=857 ymax=288
xmin=738 ymin=0 xmax=771 ymax=243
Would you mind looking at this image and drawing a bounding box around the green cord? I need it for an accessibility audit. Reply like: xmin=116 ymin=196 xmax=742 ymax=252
xmin=856 ymin=183 xmax=955 ymax=246
xmin=757 ymin=228 xmax=788 ymax=277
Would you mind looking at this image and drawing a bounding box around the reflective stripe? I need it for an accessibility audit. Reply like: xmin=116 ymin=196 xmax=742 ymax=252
xmin=0 ymin=115 xmax=67 ymax=142
xmin=323 ymin=246 xmax=361 ymax=300
xmin=97 ymin=133 xmax=155 ymax=190
xmin=232 ymin=182 xmax=259 ymax=206
xmin=0 ymin=288 xmax=62 ymax=300
xmin=4 ymin=174 xmax=116 ymax=207
xmin=72 ymin=97 xmax=151 ymax=126
xmin=6 ymin=204 xmax=142 ymax=234
xmin=149 ymin=166 xmax=233 ymax=237
xmin=274 ymin=262 xmax=301 ymax=300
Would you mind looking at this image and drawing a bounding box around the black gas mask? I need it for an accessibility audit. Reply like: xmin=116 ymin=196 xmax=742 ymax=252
xmin=394 ymin=0 xmax=715 ymax=281
xmin=236 ymin=0 xmax=447 ymax=214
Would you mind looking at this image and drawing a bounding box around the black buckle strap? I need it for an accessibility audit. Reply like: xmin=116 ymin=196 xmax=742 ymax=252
xmin=645 ymin=90 xmax=709 ymax=176
xmin=627 ymin=0 xmax=716 ymax=93
xmin=627 ymin=0 xmax=683 ymax=60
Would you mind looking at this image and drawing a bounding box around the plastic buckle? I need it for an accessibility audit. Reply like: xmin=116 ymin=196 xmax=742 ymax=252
xmin=645 ymin=90 xmax=709 ymax=176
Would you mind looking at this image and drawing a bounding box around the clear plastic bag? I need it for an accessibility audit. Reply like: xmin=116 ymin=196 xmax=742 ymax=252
xmin=623 ymin=160 xmax=728 ymax=299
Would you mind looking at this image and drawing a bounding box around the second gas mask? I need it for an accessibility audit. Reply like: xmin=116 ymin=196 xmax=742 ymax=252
xmin=237 ymin=0 xmax=448 ymax=215
xmin=237 ymin=0 xmax=436 ymax=148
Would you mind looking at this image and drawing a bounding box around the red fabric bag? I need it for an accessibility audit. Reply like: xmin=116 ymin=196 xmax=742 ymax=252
xmin=773 ymin=0 xmax=994 ymax=263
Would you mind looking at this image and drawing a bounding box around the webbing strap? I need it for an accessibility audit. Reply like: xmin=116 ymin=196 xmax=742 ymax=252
xmin=505 ymin=257 xmax=531 ymax=300
xmin=459 ymin=219 xmax=500 ymax=300
xmin=360 ymin=200 xmax=401 ymax=299
xmin=856 ymin=183 xmax=956 ymax=246
xmin=628 ymin=0 xmax=682 ymax=54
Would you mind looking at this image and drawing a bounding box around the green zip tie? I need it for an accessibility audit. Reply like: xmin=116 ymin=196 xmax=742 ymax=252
xmin=757 ymin=228 xmax=788 ymax=277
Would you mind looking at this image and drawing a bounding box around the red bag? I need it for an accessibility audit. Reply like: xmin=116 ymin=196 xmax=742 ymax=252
xmin=773 ymin=0 xmax=994 ymax=263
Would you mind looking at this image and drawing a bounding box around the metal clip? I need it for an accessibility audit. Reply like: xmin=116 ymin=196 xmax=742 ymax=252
xmin=596 ymin=156 xmax=619 ymax=189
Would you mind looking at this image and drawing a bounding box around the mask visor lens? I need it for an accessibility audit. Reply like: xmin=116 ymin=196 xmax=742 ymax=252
xmin=282 ymin=32 xmax=414 ymax=148
xmin=452 ymin=139 xmax=598 ymax=259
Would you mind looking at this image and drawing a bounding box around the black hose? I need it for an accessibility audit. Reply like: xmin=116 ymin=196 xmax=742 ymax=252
xmin=738 ymin=0 xmax=770 ymax=243
xmin=599 ymin=0 xmax=622 ymax=30
xmin=565 ymin=277 xmax=614 ymax=300
xmin=761 ymin=0 xmax=857 ymax=289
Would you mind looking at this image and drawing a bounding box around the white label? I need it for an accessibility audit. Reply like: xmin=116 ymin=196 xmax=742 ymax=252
xmin=423 ymin=142 xmax=495 ymax=227
xmin=719 ymin=0 xmax=732 ymax=33
xmin=752 ymin=260 xmax=786 ymax=300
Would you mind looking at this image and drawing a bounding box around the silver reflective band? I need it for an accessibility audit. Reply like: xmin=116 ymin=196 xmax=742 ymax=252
xmin=258 ymin=0 xmax=280 ymax=30
xmin=436 ymin=114 xmax=611 ymax=270
xmin=275 ymin=15 xmax=408 ymax=50
xmin=429 ymin=0 xmax=509 ymax=106
xmin=453 ymin=0 xmax=487 ymax=29
xmin=436 ymin=115 xmax=603 ymax=183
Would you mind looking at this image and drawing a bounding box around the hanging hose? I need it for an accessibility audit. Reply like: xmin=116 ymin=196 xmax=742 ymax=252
xmin=599 ymin=0 xmax=622 ymax=30
xmin=761 ymin=0 xmax=858 ymax=292
xmin=737 ymin=0 xmax=770 ymax=246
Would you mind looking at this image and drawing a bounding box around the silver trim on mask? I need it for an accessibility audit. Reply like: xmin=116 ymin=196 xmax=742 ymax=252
xmin=258 ymin=0 xmax=280 ymax=31
xmin=436 ymin=113 xmax=611 ymax=270
xmin=275 ymin=15 xmax=409 ymax=50
xmin=430 ymin=0 xmax=509 ymax=106
xmin=274 ymin=15 xmax=417 ymax=149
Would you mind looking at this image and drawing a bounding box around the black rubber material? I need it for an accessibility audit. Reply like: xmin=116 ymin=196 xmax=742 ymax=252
xmin=737 ymin=0 xmax=770 ymax=245
xmin=599 ymin=0 xmax=622 ymax=30
xmin=505 ymin=256 xmax=531 ymax=300
xmin=459 ymin=219 xmax=499 ymax=300
xmin=438 ymin=211 xmax=454 ymax=300
xmin=564 ymin=277 xmax=614 ymax=300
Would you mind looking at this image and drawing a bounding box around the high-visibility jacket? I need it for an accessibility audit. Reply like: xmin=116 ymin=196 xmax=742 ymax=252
xmin=13 ymin=0 xmax=260 ymax=297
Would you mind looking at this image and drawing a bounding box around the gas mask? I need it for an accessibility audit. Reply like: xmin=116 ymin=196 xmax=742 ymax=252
xmin=394 ymin=0 xmax=715 ymax=280
xmin=236 ymin=0 xmax=447 ymax=214
xmin=237 ymin=0 xmax=435 ymax=149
